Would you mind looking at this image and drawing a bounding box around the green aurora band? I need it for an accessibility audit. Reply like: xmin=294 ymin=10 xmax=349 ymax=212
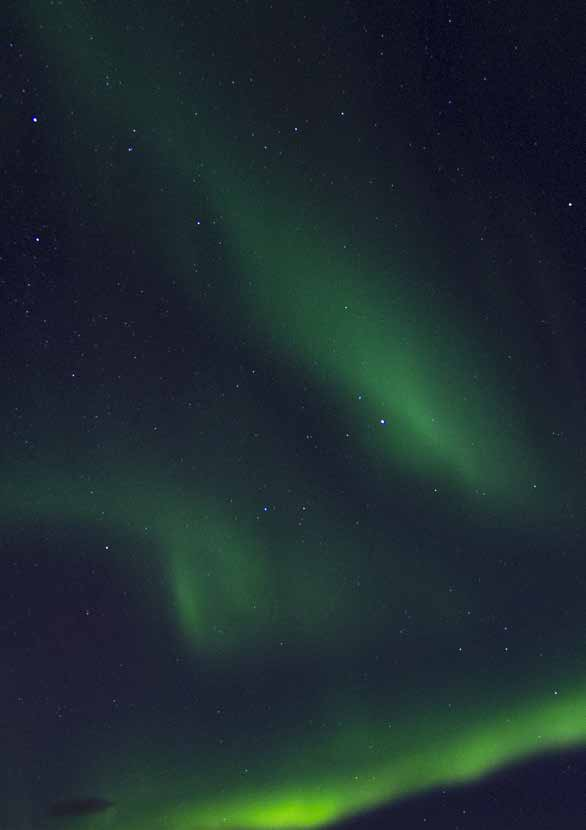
xmin=7 ymin=2 xmax=586 ymax=828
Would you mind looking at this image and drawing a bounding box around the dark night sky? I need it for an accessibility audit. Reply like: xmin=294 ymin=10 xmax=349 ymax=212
xmin=2 ymin=2 xmax=586 ymax=828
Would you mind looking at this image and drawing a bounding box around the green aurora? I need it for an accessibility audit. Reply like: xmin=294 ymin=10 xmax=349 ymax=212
xmin=5 ymin=2 xmax=586 ymax=828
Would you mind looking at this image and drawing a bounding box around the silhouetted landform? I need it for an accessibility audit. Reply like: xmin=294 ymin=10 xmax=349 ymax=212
xmin=333 ymin=746 xmax=586 ymax=830
xmin=47 ymin=797 xmax=114 ymax=818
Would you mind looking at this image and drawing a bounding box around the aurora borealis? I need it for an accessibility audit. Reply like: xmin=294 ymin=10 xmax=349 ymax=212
xmin=3 ymin=1 xmax=586 ymax=828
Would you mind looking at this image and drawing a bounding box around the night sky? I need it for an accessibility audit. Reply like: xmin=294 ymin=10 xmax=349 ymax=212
xmin=3 ymin=2 xmax=586 ymax=828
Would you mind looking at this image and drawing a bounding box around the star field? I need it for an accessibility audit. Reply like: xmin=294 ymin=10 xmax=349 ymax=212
xmin=2 ymin=2 xmax=585 ymax=829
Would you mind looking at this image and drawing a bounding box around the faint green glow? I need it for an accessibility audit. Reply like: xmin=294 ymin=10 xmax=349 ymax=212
xmin=10 ymin=3 xmax=586 ymax=829
xmin=25 ymin=0 xmax=554 ymax=520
